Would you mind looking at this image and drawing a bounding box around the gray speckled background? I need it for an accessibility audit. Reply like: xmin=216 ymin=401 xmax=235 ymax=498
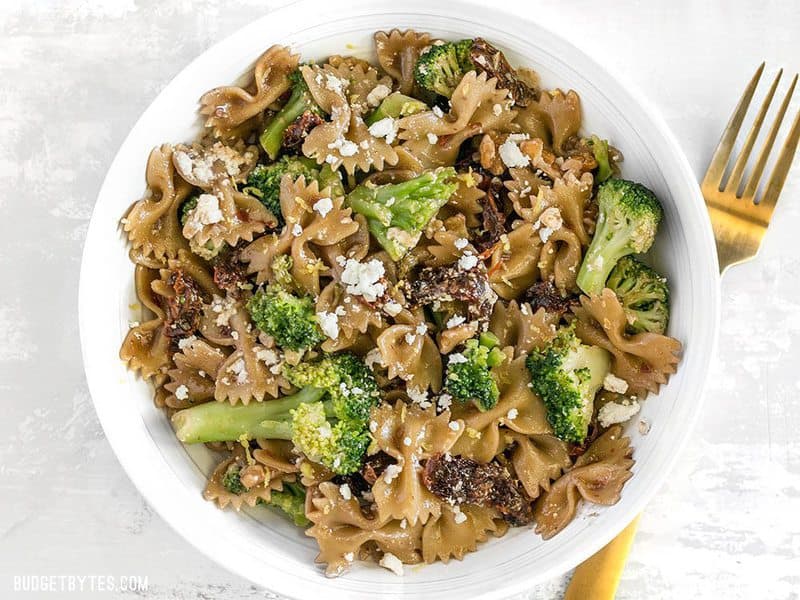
xmin=1 ymin=1 xmax=798 ymax=598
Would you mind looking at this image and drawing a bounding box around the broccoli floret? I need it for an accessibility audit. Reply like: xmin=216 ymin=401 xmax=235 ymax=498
xmin=259 ymin=70 xmax=323 ymax=160
xmin=606 ymin=256 xmax=670 ymax=335
xmin=243 ymin=156 xmax=344 ymax=227
xmin=414 ymin=39 xmax=474 ymax=98
xmin=445 ymin=332 xmax=506 ymax=411
xmin=222 ymin=463 xmax=248 ymax=495
xmin=267 ymin=482 xmax=310 ymax=527
xmin=588 ymin=135 xmax=613 ymax=183
xmin=172 ymin=353 xmax=380 ymax=475
xmin=179 ymin=195 xmax=198 ymax=226
xmin=576 ymin=178 xmax=663 ymax=296
xmin=247 ymin=283 xmax=324 ymax=351
xmin=365 ymin=92 xmax=428 ymax=125
xmin=526 ymin=326 xmax=611 ymax=444
xmin=347 ymin=167 xmax=458 ymax=260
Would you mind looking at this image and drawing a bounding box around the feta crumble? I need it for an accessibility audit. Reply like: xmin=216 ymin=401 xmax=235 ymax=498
xmin=183 ymin=193 xmax=223 ymax=237
xmin=291 ymin=223 xmax=303 ymax=237
xmin=178 ymin=335 xmax=197 ymax=350
xmin=498 ymin=134 xmax=530 ymax=168
xmin=340 ymin=258 xmax=386 ymax=302
xmin=379 ymin=552 xmax=404 ymax=576
xmin=445 ymin=314 xmax=466 ymax=329
xmin=506 ymin=408 xmax=519 ymax=420
xmin=312 ymin=197 xmax=333 ymax=217
xmin=603 ymin=373 xmax=629 ymax=395
xmin=174 ymin=385 xmax=189 ymax=400
xmin=383 ymin=301 xmax=403 ymax=316
xmin=367 ymin=117 xmax=398 ymax=144
xmin=339 ymin=483 xmax=352 ymax=500
xmin=366 ymin=83 xmax=391 ymax=107
xmin=316 ymin=311 xmax=340 ymax=340
xmin=432 ymin=105 xmax=444 ymax=118
xmin=426 ymin=132 xmax=439 ymax=145
xmin=453 ymin=237 xmax=469 ymax=250
xmin=458 ymin=251 xmax=478 ymax=271
xmin=597 ymin=399 xmax=641 ymax=428
xmin=448 ymin=353 xmax=468 ymax=364
xmin=383 ymin=463 xmax=402 ymax=484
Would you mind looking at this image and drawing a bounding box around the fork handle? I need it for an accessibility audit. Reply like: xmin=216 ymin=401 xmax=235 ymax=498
xmin=563 ymin=515 xmax=641 ymax=600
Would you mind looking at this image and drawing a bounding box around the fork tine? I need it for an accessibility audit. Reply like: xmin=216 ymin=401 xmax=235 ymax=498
xmin=755 ymin=103 xmax=800 ymax=221
xmin=724 ymin=69 xmax=782 ymax=195
xmin=702 ymin=62 xmax=765 ymax=190
xmin=744 ymin=73 xmax=798 ymax=201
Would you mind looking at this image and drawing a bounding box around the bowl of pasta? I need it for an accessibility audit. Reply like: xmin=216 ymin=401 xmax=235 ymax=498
xmin=79 ymin=0 xmax=720 ymax=597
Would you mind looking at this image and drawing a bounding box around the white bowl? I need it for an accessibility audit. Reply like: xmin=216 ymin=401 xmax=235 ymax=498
xmin=79 ymin=1 xmax=720 ymax=597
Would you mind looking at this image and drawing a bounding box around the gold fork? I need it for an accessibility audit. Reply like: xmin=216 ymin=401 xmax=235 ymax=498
xmin=704 ymin=63 xmax=800 ymax=274
xmin=564 ymin=63 xmax=800 ymax=599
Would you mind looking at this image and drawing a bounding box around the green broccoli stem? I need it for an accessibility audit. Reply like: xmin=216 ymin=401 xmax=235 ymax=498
xmin=576 ymin=225 xmax=633 ymax=296
xmin=259 ymin=88 xmax=311 ymax=160
xmin=346 ymin=187 xmax=394 ymax=226
xmin=365 ymin=93 xmax=427 ymax=125
xmin=172 ymin=387 xmax=326 ymax=444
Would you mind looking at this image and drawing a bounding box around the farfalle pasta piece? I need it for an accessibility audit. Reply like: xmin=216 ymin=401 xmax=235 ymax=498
xmin=451 ymin=354 xmax=552 ymax=462
xmin=398 ymin=71 xmax=514 ymax=141
xmin=542 ymin=173 xmax=594 ymax=246
xmin=240 ymin=176 xmax=358 ymax=295
xmin=300 ymin=63 xmax=399 ymax=174
xmin=163 ymin=337 xmax=228 ymax=409
xmin=504 ymin=166 xmax=551 ymax=222
xmin=374 ymin=29 xmax=432 ymax=94
xmin=316 ymin=280 xmax=386 ymax=353
xmin=172 ymin=141 xmax=258 ymax=191
xmin=487 ymin=221 xmax=543 ymax=300
xmin=506 ymin=431 xmax=570 ymax=500
xmin=489 ymin=301 xmax=559 ymax=358
xmin=316 ymin=214 xmax=371 ymax=278
xmin=573 ymin=289 xmax=682 ymax=398
xmin=521 ymin=89 xmax=582 ymax=152
xmin=305 ymin=481 xmax=423 ymax=577
xmin=421 ymin=504 xmax=506 ymax=564
xmin=214 ymin=308 xmax=291 ymax=404
xmin=120 ymin=265 xmax=172 ymax=380
xmin=537 ymin=226 xmax=583 ymax=295
xmin=369 ymin=403 xmax=464 ymax=525
xmin=253 ymin=439 xmax=299 ymax=474
xmin=123 ymin=144 xmax=192 ymax=261
xmin=376 ymin=324 xmax=443 ymax=392
xmin=396 ymin=126 xmax=480 ymax=170
xmin=199 ymin=45 xmax=299 ymax=133
xmin=181 ymin=180 xmax=276 ymax=261
xmin=533 ymin=425 xmax=634 ymax=539
xmin=203 ymin=455 xmax=290 ymax=511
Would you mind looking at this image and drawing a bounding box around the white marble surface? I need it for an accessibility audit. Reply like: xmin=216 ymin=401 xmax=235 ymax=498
xmin=1 ymin=1 xmax=798 ymax=598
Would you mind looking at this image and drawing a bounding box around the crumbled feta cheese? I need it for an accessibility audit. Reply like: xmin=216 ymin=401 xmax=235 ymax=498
xmin=383 ymin=301 xmax=403 ymax=316
xmin=403 ymin=436 xmax=412 ymax=447
xmin=339 ymin=483 xmax=352 ymax=500
xmin=383 ymin=463 xmax=402 ymax=484
xmin=598 ymin=399 xmax=641 ymax=428
xmin=603 ymin=373 xmax=629 ymax=395
xmin=453 ymin=237 xmax=469 ymax=250
xmin=399 ymin=518 xmax=408 ymax=529
xmin=369 ymin=420 xmax=378 ymax=433
xmin=458 ymin=251 xmax=478 ymax=271
xmin=255 ymin=348 xmax=279 ymax=365
xmin=211 ymin=295 xmax=237 ymax=327
xmin=366 ymin=83 xmax=391 ymax=107
xmin=452 ymin=505 xmax=467 ymax=524
xmin=312 ymin=197 xmax=333 ymax=218
xmin=327 ymin=136 xmax=359 ymax=157
xmin=538 ymin=207 xmax=563 ymax=230
xmin=174 ymin=385 xmax=189 ymax=400
xmin=324 ymin=73 xmax=348 ymax=95
xmin=438 ymin=393 xmax=453 ymax=411
xmin=445 ymin=314 xmax=466 ymax=329
xmin=539 ymin=226 xmax=554 ymax=243
xmin=498 ymin=134 xmax=531 ymax=168
xmin=432 ymin=105 xmax=444 ymax=118
xmin=340 ymin=258 xmax=386 ymax=302
xmin=492 ymin=103 xmax=502 ymax=116
xmin=365 ymin=348 xmax=385 ymax=371
xmin=379 ymin=552 xmax=404 ymax=576
xmin=448 ymin=353 xmax=468 ymax=364
xmin=407 ymin=386 xmax=431 ymax=408
xmin=316 ymin=311 xmax=339 ymax=340
xmin=291 ymin=223 xmax=303 ymax=237
xmin=448 ymin=421 xmax=460 ymax=431
xmin=367 ymin=117 xmax=397 ymax=144
xmin=344 ymin=552 xmax=355 ymax=562
xmin=415 ymin=323 xmax=427 ymax=335
xmin=183 ymin=193 xmax=223 ymax=237
xmin=404 ymin=332 xmax=416 ymax=345
xmin=227 ymin=358 xmax=249 ymax=384
xmin=178 ymin=335 xmax=197 ymax=350
xmin=426 ymin=132 xmax=439 ymax=145
xmin=128 ymin=320 xmax=140 ymax=328
xmin=506 ymin=408 xmax=519 ymax=420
